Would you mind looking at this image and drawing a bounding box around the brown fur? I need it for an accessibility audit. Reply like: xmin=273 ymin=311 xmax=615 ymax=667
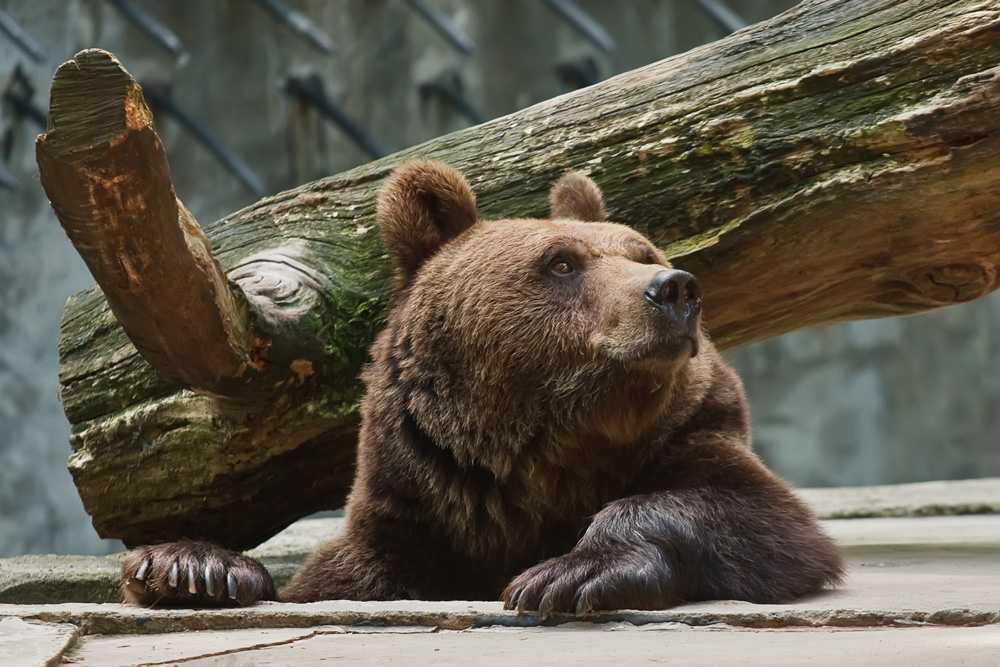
xmin=550 ymin=172 xmax=607 ymax=222
xmin=122 ymin=160 xmax=843 ymax=613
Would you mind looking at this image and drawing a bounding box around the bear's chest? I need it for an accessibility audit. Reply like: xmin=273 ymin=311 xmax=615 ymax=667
xmin=430 ymin=435 xmax=651 ymax=560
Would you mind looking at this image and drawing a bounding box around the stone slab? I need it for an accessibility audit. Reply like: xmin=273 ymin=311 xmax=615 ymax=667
xmin=798 ymin=477 xmax=1000 ymax=519
xmin=63 ymin=624 xmax=1000 ymax=667
xmin=0 ymin=555 xmax=121 ymax=605
xmin=825 ymin=513 xmax=1000 ymax=548
xmin=0 ymin=617 xmax=79 ymax=667
xmin=247 ymin=518 xmax=346 ymax=560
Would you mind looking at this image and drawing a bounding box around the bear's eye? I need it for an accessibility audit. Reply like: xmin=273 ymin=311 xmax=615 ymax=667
xmin=550 ymin=259 xmax=575 ymax=276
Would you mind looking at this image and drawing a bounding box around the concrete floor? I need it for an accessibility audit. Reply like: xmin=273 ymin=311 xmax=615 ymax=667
xmin=62 ymin=625 xmax=1000 ymax=667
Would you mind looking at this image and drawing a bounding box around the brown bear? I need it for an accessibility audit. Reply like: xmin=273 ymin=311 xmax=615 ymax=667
xmin=121 ymin=160 xmax=843 ymax=614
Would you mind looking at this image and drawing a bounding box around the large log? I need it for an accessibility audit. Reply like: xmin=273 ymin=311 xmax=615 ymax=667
xmin=42 ymin=0 xmax=1000 ymax=549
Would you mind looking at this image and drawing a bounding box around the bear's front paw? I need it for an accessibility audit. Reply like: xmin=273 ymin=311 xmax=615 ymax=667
xmin=502 ymin=547 xmax=679 ymax=618
xmin=122 ymin=540 xmax=276 ymax=607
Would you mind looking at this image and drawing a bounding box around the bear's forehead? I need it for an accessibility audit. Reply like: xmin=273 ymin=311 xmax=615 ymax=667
xmin=474 ymin=219 xmax=656 ymax=258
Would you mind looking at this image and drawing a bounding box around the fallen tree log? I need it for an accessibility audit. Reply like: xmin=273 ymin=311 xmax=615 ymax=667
xmin=40 ymin=0 xmax=1000 ymax=549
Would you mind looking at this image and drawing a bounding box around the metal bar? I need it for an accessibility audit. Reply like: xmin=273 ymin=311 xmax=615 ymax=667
xmin=554 ymin=57 xmax=600 ymax=91
xmin=248 ymin=0 xmax=337 ymax=56
xmin=3 ymin=89 xmax=47 ymax=128
xmin=541 ymin=0 xmax=615 ymax=53
xmin=142 ymin=84 xmax=268 ymax=198
xmin=3 ymin=66 xmax=47 ymax=128
xmin=0 ymin=8 xmax=48 ymax=64
xmin=418 ymin=70 xmax=486 ymax=126
xmin=403 ymin=0 xmax=476 ymax=56
xmin=693 ymin=0 xmax=747 ymax=35
xmin=284 ymin=74 xmax=387 ymax=160
xmin=0 ymin=160 xmax=19 ymax=191
xmin=105 ymin=0 xmax=185 ymax=57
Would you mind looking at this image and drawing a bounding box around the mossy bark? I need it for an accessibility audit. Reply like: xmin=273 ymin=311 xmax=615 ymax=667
xmin=47 ymin=0 xmax=1000 ymax=549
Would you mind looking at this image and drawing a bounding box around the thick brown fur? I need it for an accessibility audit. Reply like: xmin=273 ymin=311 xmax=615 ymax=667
xmin=122 ymin=160 xmax=843 ymax=613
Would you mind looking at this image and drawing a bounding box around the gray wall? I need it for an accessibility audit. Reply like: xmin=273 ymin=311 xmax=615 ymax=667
xmin=727 ymin=311 xmax=1000 ymax=488
xmin=1 ymin=0 xmax=997 ymax=557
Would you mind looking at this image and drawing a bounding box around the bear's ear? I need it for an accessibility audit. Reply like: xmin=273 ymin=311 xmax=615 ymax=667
xmin=549 ymin=172 xmax=607 ymax=222
xmin=377 ymin=159 xmax=478 ymax=290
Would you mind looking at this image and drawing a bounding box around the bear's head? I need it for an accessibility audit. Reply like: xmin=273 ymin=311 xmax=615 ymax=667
xmin=372 ymin=160 xmax=714 ymax=474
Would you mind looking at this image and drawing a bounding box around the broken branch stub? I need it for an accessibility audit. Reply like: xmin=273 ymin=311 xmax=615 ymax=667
xmin=36 ymin=50 xmax=325 ymax=399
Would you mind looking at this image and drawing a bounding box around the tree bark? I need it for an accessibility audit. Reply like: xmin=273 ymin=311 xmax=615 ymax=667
xmin=44 ymin=0 xmax=1000 ymax=549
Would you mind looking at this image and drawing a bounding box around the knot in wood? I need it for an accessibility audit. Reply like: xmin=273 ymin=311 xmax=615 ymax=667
xmin=229 ymin=251 xmax=325 ymax=318
xmin=913 ymin=263 xmax=992 ymax=305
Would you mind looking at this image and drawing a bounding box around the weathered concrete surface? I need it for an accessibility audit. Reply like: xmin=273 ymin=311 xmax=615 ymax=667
xmin=63 ymin=625 xmax=1000 ymax=667
xmin=826 ymin=514 xmax=1000 ymax=549
xmin=247 ymin=515 xmax=346 ymax=560
xmin=0 ymin=556 xmax=121 ymax=605
xmin=0 ymin=617 xmax=79 ymax=667
xmin=799 ymin=477 xmax=1000 ymax=518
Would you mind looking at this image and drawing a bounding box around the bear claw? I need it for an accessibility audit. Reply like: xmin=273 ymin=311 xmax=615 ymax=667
xmin=204 ymin=563 xmax=216 ymax=596
xmin=187 ymin=565 xmax=198 ymax=594
xmin=227 ymin=572 xmax=238 ymax=600
xmin=503 ymin=547 xmax=677 ymax=618
xmin=121 ymin=541 xmax=276 ymax=607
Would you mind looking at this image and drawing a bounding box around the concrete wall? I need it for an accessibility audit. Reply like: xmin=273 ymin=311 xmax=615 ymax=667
xmin=1 ymin=0 xmax=997 ymax=557
xmin=727 ymin=310 xmax=1000 ymax=488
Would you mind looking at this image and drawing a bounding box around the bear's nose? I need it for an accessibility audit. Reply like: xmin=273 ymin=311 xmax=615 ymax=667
xmin=644 ymin=269 xmax=702 ymax=313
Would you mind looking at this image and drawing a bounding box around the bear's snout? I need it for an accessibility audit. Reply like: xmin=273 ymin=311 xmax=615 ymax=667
xmin=644 ymin=269 xmax=702 ymax=356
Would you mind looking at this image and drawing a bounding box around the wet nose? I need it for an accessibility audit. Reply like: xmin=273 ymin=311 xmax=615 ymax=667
xmin=644 ymin=269 xmax=702 ymax=314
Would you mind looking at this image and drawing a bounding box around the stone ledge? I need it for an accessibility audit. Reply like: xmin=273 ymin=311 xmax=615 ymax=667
xmin=2 ymin=597 xmax=998 ymax=636
xmin=797 ymin=477 xmax=1000 ymax=519
xmin=0 ymin=617 xmax=79 ymax=667
xmin=0 ymin=555 xmax=121 ymax=606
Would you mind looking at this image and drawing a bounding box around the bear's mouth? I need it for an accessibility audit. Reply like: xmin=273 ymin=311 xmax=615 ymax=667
xmin=604 ymin=333 xmax=699 ymax=366
xmin=646 ymin=312 xmax=701 ymax=360
xmin=592 ymin=318 xmax=701 ymax=364
xmin=644 ymin=334 xmax=699 ymax=360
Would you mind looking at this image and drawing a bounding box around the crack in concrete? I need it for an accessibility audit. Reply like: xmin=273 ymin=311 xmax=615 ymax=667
xmin=124 ymin=625 xmax=439 ymax=666
xmin=131 ymin=629 xmax=324 ymax=666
